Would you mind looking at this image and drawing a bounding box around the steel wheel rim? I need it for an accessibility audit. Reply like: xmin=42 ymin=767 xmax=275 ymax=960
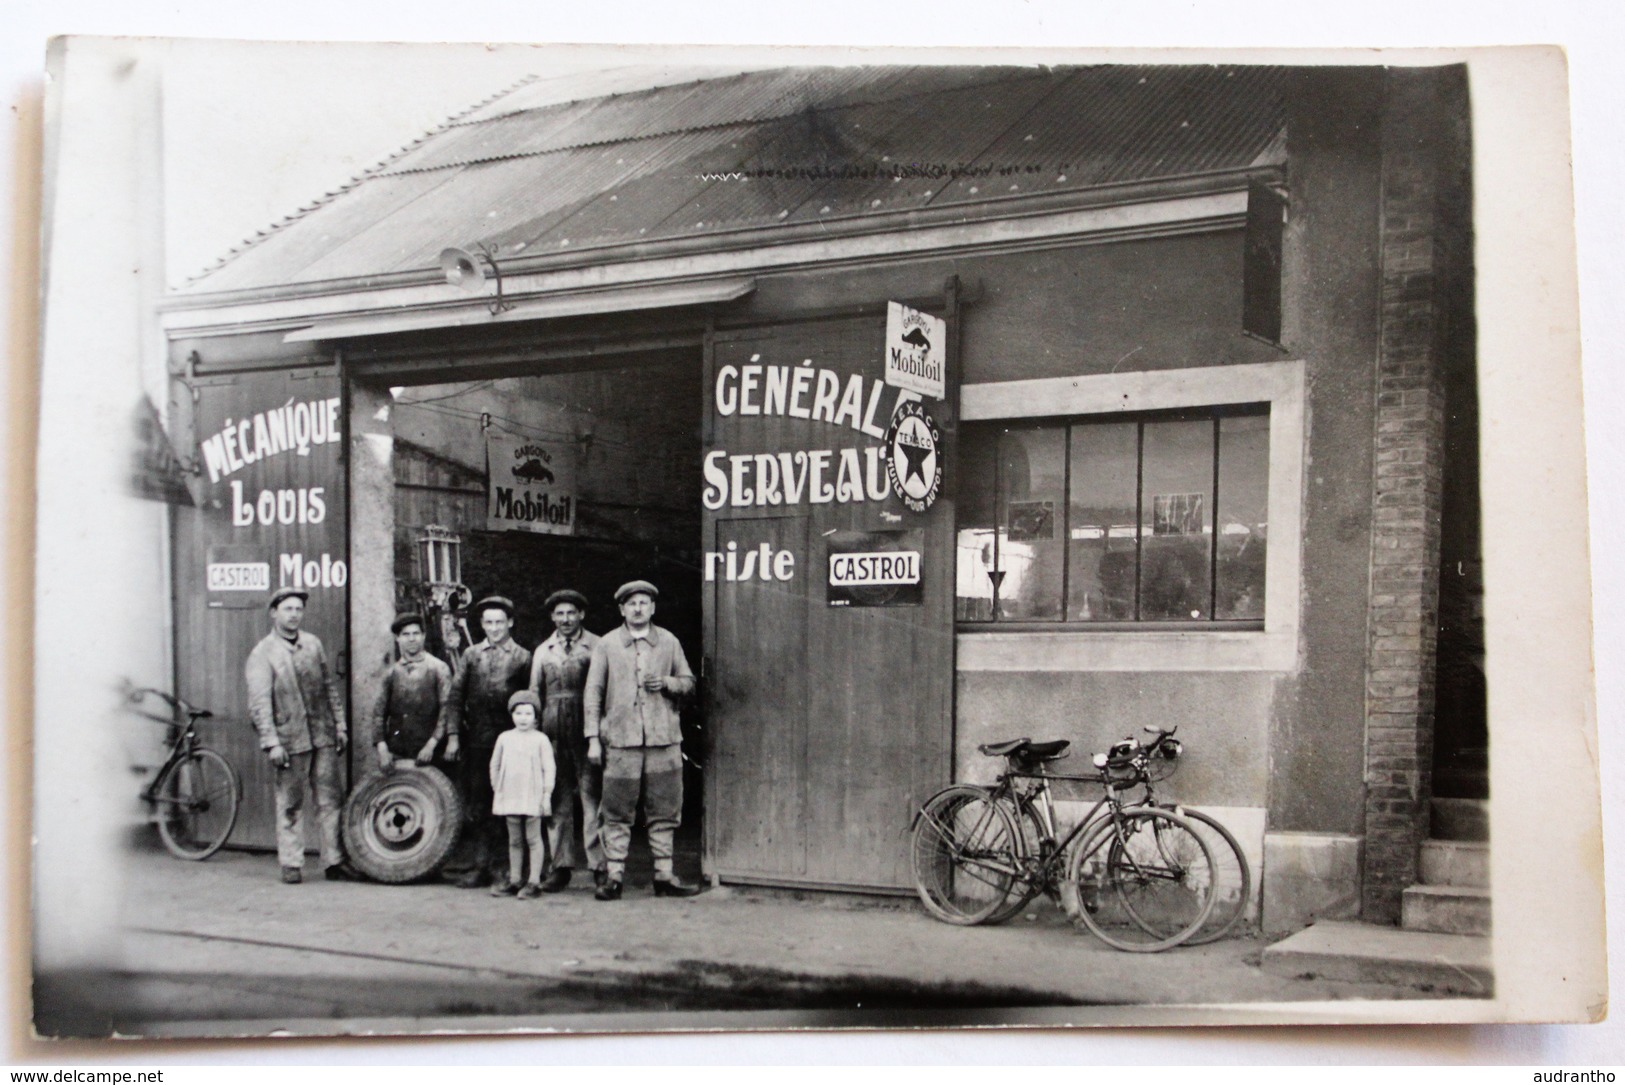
xmin=357 ymin=778 xmax=443 ymax=861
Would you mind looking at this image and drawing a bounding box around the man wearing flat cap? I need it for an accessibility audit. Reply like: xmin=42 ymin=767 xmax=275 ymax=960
xmin=444 ymin=595 xmax=532 ymax=888
xmin=528 ymin=588 xmax=603 ymax=892
xmin=369 ymin=613 xmax=454 ymax=775
xmin=244 ymin=586 xmax=361 ymax=884
xmin=584 ymin=580 xmax=700 ymax=900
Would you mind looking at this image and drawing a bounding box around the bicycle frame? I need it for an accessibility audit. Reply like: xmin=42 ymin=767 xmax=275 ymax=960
xmin=993 ymin=762 xmax=1135 ymax=889
xmin=130 ymin=689 xmax=204 ymax=807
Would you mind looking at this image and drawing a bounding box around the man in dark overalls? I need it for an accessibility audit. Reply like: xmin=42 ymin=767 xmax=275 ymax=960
xmin=444 ymin=596 xmax=531 ymax=888
xmin=368 ymin=612 xmax=453 ymax=773
xmin=528 ymin=589 xmax=602 ymax=892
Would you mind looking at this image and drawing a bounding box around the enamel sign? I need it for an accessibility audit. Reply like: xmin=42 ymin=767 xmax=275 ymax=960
xmin=884 ymin=301 xmax=946 ymax=400
xmin=487 ymin=432 xmax=576 ymax=535
xmin=832 ymin=529 xmax=923 ymax=607
xmin=827 ymin=530 xmax=925 ymax=607
xmin=885 ymin=401 xmax=943 ymax=513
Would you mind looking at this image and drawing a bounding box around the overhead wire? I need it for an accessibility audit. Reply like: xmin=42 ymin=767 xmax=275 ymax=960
xmin=391 ymin=394 xmax=647 ymax=452
xmin=393 ymin=380 xmax=498 ymax=405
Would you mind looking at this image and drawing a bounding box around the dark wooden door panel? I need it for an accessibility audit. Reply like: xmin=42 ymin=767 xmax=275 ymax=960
xmin=709 ymin=515 xmax=810 ymax=880
xmin=171 ymin=369 xmax=348 ymax=850
xmin=704 ymin=315 xmax=955 ymax=890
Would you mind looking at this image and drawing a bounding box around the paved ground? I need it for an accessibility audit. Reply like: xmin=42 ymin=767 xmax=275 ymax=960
xmin=35 ymin=845 xmax=1452 ymax=1038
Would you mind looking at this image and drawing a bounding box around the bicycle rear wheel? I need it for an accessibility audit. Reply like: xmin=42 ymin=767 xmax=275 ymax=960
xmin=911 ymin=786 xmax=1021 ymax=926
xmin=153 ymin=748 xmax=240 ymax=860
xmin=983 ymin=797 xmax=1044 ymax=924
xmin=1063 ymin=808 xmax=1216 ymax=952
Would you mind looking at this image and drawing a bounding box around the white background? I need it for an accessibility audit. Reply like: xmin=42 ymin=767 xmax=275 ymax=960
xmin=4 ymin=0 xmax=1623 ymax=1066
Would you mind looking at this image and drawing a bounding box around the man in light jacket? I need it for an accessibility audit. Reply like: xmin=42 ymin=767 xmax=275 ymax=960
xmin=584 ymin=580 xmax=699 ymax=901
xmin=245 ymin=586 xmax=361 ymax=884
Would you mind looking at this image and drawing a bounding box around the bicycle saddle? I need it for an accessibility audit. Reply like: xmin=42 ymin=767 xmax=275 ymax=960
xmin=978 ymin=738 xmax=1071 ymax=760
xmin=1023 ymin=740 xmax=1071 ymax=760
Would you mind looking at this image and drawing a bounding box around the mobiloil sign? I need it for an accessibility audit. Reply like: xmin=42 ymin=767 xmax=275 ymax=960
xmin=486 ymin=432 xmax=576 ymax=535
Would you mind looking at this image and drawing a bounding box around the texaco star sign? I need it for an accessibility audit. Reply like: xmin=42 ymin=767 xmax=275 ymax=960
xmin=885 ymin=400 xmax=943 ymax=513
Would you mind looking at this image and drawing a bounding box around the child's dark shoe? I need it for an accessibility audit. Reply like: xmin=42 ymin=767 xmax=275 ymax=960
xmin=489 ymin=879 xmax=520 ymax=897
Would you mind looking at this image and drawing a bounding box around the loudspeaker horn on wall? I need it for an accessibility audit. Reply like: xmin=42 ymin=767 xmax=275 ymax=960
xmin=440 ymin=247 xmax=487 ymax=292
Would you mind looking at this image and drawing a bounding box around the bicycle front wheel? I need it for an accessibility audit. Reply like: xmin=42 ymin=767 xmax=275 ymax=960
xmin=911 ymin=786 xmax=1021 ymax=926
xmin=1063 ymin=808 xmax=1216 ymax=952
xmin=153 ymin=748 xmax=240 ymax=860
xmin=1158 ymin=806 xmax=1251 ymax=944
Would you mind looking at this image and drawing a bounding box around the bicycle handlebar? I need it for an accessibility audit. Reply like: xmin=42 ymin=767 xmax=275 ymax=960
xmin=126 ymin=685 xmax=213 ymax=723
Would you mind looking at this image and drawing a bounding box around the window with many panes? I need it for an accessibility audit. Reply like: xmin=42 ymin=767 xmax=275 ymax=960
xmin=956 ymin=406 xmax=1270 ymax=627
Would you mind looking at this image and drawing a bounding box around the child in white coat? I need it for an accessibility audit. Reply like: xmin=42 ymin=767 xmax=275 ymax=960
xmin=489 ymin=690 xmax=556 ymax=899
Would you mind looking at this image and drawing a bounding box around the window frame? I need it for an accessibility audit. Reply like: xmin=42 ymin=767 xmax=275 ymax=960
xmin=957 ymin=404 xmax=1272 ymax=631
xmin=956 ymin=360 xmax=1305 ymax=673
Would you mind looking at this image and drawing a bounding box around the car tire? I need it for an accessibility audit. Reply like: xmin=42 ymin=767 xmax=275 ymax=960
xmin=341 ymin=764 xmax=464 ymax=883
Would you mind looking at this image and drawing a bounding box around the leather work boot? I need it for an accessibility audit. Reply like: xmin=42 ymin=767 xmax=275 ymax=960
xmin=594 ymin=878 xmax=623 ymax=901
xmin=540 ymin=868 xmax=572 ymax=893
xmin=651 ymin=875 xmax=702 ymax=898
xmin=280 ymin=866 xmax=302 ymax=884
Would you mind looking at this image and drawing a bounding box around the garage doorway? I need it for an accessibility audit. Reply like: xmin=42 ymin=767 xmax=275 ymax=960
xmin=348 ymin=352 xmax=705 ymax=884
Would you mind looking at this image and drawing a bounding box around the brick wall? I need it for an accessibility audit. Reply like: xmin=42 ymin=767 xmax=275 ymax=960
xmin=1361 ymin=68 xmax=1464 ymax=922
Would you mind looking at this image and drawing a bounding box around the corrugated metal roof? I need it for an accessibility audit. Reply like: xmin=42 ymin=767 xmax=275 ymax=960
xmin=187 ymin=65 xmax=1285 ymax=295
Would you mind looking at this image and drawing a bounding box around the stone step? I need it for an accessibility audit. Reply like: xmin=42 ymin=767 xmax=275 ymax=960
xmin=1430 ymin=797 xmax=1489 ymax=842
xmin=1402 ymin=883 xmax=1491 ymax=935
xmin=1419 ymin=839 xmax=1489 ymax=888
xmin=1260 ymin=919 xmax=1493 ymax=995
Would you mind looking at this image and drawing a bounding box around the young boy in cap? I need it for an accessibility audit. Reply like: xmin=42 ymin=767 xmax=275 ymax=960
xmin=584 ymin=580 xmax=700 ymax=900
xmin=444 ymin=595 xmax=532 ymax=888
xmin=528 ymin=588 xmax=603 ymax=892
xmin=369 ymin=613 xmax=454 ymax=774
xmin=244 ymin=586 xmax=361 ymax=884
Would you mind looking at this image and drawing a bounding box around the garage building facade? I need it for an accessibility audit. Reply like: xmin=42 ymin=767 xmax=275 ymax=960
xmin=156 ymin=63 xmax=1481 ymax=929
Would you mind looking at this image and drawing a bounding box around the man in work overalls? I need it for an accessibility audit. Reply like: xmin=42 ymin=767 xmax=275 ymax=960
xmin=528 ymin=588 xmax=603 ymax=893
xmin=444 ymin=595 xmax=532 ymax=888
xmin=244 ymin=586 xmax=362 ymax=884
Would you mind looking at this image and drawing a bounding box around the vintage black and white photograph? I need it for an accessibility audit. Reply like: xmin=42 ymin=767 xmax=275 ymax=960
xmin=25 ymin=35 xmax=1606 ymax=1044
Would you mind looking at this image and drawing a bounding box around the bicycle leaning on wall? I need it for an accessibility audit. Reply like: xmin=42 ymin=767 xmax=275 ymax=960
xmin=125 ymin=683 xmax=241 ymax=860
xmin=910 ymin=728 xmax=1247 ymax=952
